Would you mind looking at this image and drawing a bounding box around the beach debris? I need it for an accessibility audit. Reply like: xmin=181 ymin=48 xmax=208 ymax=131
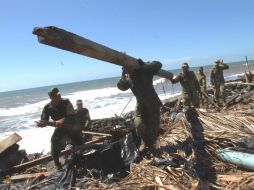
xmin=216 ymin=149 xmax=254 ymax=171
xmin=0 ymin=82 xmax=254 ymax=189
xmin=0 ymin=133 xmax=22 ymax=154
xmin=0 ymin=133 xmax=27 ymax=172
xmin=10 ymin=172 xmax=52 ymax=182
xmin=32 ymin=26 xmax=173 ymax=80
xmin=0 ymin=137 xmax=106 ymax=178
xmin=82 ymin=131 xmax=112 ymax=137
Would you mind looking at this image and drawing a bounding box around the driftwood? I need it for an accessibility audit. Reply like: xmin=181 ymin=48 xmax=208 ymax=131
xmin=201 ymin=91 xmax=220 ymax=109
xmin=10 ymin=172 xmax=52 ymax=182
xmin=226 ymin=81 xmax=254 ymax=86
xmin=76 ymin=108 xmax=254 ymax=190
xmin=0 ymin=133 xmax=22 ymax=154
xmin=82 ymin=131 xmax=112 ymax=137
xmin=0 ymin=137 xmax=106 ymax=177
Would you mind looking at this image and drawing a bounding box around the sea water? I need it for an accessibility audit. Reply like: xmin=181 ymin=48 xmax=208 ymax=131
xmin=0 ymin=61 xmax=250 ymax=154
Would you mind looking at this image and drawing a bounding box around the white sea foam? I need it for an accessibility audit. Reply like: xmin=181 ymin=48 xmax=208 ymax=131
xmin=0 ymin=81 xmax=181 ymax=154
xmin=224 ymin=73 xmax=243 ymax=80
xmin=153 ymin=78 xmax=166 ymax=85
xmin=0 ymin=87 xmax=131 ymax=118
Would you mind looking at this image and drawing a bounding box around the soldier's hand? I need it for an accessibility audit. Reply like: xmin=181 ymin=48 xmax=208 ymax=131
xmin=167 ymin=73 xmax=173 ymax=80
xmin=36 ymin=120 xmax=47 ymax=127
xmin=55 ymin=118 xmax=64 ymax=128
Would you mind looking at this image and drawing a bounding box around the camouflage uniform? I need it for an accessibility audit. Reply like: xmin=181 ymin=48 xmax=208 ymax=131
xmin=75 ymin=108 xmax=91 ymax=130
xmin=117 ymin=61 xmax=163 ymax=150
xmin=197 ymin=69 xmax=207 ymax=107
xmin=41 ymin=98 xmax=83 ymax=166
xmin=171 ymin=66 xmax=200 ymax=108
xmin=210 ymin=61 xmax=229 ymax=103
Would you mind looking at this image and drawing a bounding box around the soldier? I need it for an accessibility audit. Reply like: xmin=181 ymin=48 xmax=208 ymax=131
xmin=170 ymin=63 xmax=201 ymax=109
xmin=75 ymin=99 xmax=91 ymax=130
xmin=117 ymin=59 xmax=171 ymax=155
xmin=210 ymin=60 xmax=229 ymax=104
xmin=197 ymin=67 xmax=207 ymax=108
xmin=36 ymin=88 xmax=83 ymax=169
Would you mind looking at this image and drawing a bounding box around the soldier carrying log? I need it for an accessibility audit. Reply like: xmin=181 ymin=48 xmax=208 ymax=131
xmin=117 ymin=59 xmax=173 ymax=155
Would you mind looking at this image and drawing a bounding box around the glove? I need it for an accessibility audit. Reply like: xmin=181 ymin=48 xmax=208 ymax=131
xmin=137 ymin=58 xmax=145 ymax=65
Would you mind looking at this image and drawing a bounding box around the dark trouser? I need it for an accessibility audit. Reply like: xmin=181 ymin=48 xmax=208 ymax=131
xmin=51 ymin=127 xmax=83 ymax=165
xmin=134 ymin=103 xmax=160 ymax=149
xmin=182 ymin=91 xmax=200 ymax=108
xmin=214 ymin=83 xmax=225 ymax=103
xmin=199 ymin=89 xmax=208 ymax=108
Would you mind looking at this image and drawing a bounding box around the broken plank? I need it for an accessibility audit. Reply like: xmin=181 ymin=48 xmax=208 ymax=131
xmin=10 ymin=172 xmax=52 ymax=182
xmin=0 ymin=137 xmax=107 ymax=177
xmin=0 ymin=133 xmax=22 ymax=154
xmin=82 ymin=131 xmax=112 ymax=137
xmin=217 ymin=173 xmax=254 ymax=182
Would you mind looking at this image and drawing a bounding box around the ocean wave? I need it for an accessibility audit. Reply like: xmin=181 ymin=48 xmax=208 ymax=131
xmin=0 ymin=87 xmax=131 ymax=118
xmin=153 ymin=78 xmax=166 ymax=85
xmin=225 ymin=73 xmax=244 ymax=80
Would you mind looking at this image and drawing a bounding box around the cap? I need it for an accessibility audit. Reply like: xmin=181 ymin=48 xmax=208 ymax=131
xmin=181 ymin=62 xmax=189 ymax=68
xmin=199 ymin=67 xmax=203 ymax=71
xmin=214 ymin=60 xmax=221 ymax=65
xmin=48 ymin=88 xmax=59 ymax=97
xmin=76 ymin=99 xmax=83 ymax=105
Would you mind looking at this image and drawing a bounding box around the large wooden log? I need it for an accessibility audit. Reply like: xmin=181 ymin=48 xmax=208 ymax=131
xmin=32 ymin=26 xmax=173 ymax=79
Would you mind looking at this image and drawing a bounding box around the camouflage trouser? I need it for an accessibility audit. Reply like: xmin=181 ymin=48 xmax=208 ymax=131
xmin=182 ymin=91 xmax=200 ymax=108
xmin=199 ymin=89 xmax=208 ymax=108
xmin=214 ymin=83 xmax=225 ymax=103
xmin=134 ymin=103 xmax=160 ymax=149
xmin=51 ymin=127 xmax=83 ymax=165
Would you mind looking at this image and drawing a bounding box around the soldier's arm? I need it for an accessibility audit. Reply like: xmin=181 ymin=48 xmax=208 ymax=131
xmin=66 ymin=100 xmax=75 ymax=115
xmin=193 ymin=73 xmax=201 ymax=92
xmin=170 ymin=74 xmax=181 ymax=84
xmin=210 ymin=70 xmax=215 ymax=85
xmin=37 ymin=106 xmax=50 ymax=127
xmin=221 ymin=63 xmax=229 ymax=70
xmin=142 ymin=61 xmax=162 ymax=75
xmin=40 ymin=106 xmax=49 ymax=121
xmin=84 ymin=110 xmax=92 ymax=129
xmin=203 ymin=75 xmax=207 ymax=88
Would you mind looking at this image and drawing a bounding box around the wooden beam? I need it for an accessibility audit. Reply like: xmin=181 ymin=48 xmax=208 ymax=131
xmin=32 ymin=26 xmax=173 ymax=80
xmin=82 ymin=131 xmax=112 ymax=137
xmin=0 ymin=133 xmax=22 ymax=154
xmin=10 ymin=172 xmax=52 ymax=182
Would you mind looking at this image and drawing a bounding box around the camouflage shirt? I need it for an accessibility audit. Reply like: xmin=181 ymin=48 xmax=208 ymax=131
xmin=75 ymin=108 xmax=91 ymax=130
xmin=171 ymin=71 xmax=200 ymax=93
xmin=117 ymin=62 xmax=163 ymax=108
xmin=197 ymin=73 xmax=207 ymax=90
xmin=41 ymin=98 xmax=74 ymax=121
xmin=210 ymin=64 xmax=229 ymax=85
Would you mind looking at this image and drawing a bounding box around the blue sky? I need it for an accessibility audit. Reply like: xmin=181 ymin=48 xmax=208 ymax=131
xmin=0 ymin=0 xmax=253 ymax=92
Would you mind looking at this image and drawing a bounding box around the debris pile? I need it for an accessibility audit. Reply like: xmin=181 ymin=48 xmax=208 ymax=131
xmin=0 ymin=133 xmax=27 ymax=172
xmin=0 ymin=83 xmax=254 ymax=190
